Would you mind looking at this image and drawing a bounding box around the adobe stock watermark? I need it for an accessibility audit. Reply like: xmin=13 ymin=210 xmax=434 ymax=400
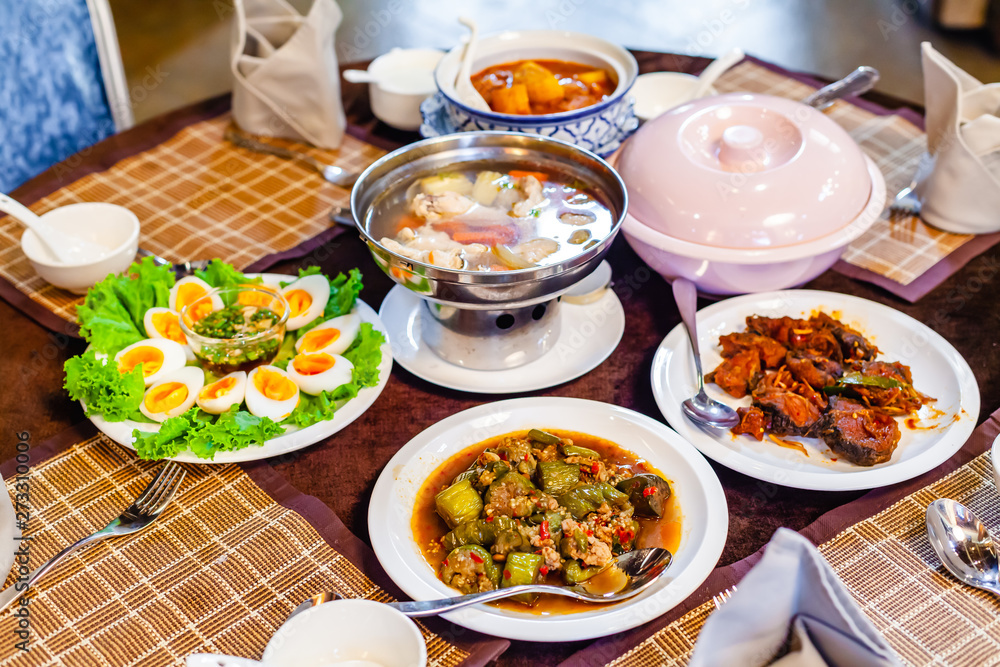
xmin=11 ymin=431 xmax=32 ymax=652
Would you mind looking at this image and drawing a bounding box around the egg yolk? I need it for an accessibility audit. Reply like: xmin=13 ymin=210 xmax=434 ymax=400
xmin=176 ymin=282 xmax=208 ymax=311
xmin=292 ymin=353 xmax=336 ymax=376
xmin=298 ymin=328 xmax=341 ymax=353
xmin=152 ymin=311 xmax=186 ymax=345
xmin=186 ymin=299 xmax=215 ymax=323
xmin=200 ymin=376 xmax=237 ymax=400
xmin=144 ymin=382 xmax=189 ymax=413
xmin=238 ymin=289 xmax=275 ymax=308
xmin=285 ymin=289 xmax=313 ymax=317
xmin=253 ymin=369 xmax=298 ymax=401
xmin=119 ymin=347 xmax=165 ymax=377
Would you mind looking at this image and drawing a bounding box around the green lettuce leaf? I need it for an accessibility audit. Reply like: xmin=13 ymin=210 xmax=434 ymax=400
xmin=287 ymin=323 xmax=385 ymax=428
xmin=76 ymin=256 xmax=174 ymax=355
xmin=296 ymin=268 xmax=364 ymax=335
xmin=194 ymin=259 xmax=262 ymax=289
xmin=64 ymin=350 xmax=145 ymax=422
xmin=132 ymin=406 xmax=284 ymax=461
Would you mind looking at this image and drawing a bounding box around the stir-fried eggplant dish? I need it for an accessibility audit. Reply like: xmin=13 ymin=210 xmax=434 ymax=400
xmin=707 ymin=313 xmax=933 ymax=466
xmin=412 ymin=429 xmax=680 ymax=612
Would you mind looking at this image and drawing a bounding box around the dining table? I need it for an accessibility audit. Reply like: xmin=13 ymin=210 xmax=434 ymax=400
xmin=2 ymin=50 xmax=1000 ymax=667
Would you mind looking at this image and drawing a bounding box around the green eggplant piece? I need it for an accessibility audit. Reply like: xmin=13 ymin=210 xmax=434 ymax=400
xmin=435 ymin=479 xmax=484 ymax=529
xmin=442 ymin=517 xmax=514 ymax=551
xmin=598 ymin=483 xmax=631 ymax=509
xmin=616 ymin=474 xmax=672 ymax=518
xmin=560 ymin=443 xmax=600 ymax=459
xmin=452 ymin=468 xmax=480 ymax=485
xmin=501 ymin=552 xmax=544 ymax=604
xmin=485 ymin=471 xmax=536 ymax=505
xmin=527 ymin=429 xmax=561 ymax=446
xmin=556 ymin=484 xmax=607 ymax=519
xmin=441 ymin=545 xmax=501 ymax=592
xmin=562 ymin=560 xmax=604 ymax=585
xmin=536 ymin=461 xmax=581 ymax=496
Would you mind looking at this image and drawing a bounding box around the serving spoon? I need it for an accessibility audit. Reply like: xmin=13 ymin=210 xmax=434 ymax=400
xmin=288 ymin=548 xmax=672 ymax=620
xmin=689 ymin=47 xmax=745 ymax=101
xmin=454 ymin=16 xmax=491 ymax=112
xmin=672 ymin=278 xmax=740 ymax=430
xmin=926 ymin=498 xmax=1000 ymax=596
xmin=0 ymin=192 xmax=110 ymax=264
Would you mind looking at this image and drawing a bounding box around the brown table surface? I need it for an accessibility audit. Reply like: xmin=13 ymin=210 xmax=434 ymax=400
xmin=3 ymin=52 xmax=999 ymax=666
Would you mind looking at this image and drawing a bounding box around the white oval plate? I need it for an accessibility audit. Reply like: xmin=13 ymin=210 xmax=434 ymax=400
xmin=89 ymin=274 xmax=393 ymax=464
xmin=379 ymin=284 xmax=625 ymax=394
xmin=368 ymin=397 xmax=728 ymax=642
xmin=652 ymin=290 xmax=980 ymax=491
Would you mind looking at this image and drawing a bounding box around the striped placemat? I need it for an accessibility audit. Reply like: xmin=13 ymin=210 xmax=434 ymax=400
xmin=714 ymin=60 xmax=970 ymax=289
xmin=599 ymin=450 xmax=1000 ymax=667
xmin=0 ymin=428 xmax=507 ymax=666
xmin=0 ymin=113 xmax=384 ymax=329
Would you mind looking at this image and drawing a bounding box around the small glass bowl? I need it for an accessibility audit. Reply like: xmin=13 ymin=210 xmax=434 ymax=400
xmin=179 ymin=285 xmax=290 ymax=376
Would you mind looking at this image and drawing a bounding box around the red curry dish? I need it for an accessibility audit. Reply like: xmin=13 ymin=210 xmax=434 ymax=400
xmin=471 ymin=60 xmax=616 ymax=115
xmin=706 ymin=313 xmax=933 ymax=467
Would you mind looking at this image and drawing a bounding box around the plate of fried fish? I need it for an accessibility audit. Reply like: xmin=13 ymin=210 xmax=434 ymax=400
xmin=651 ymin=290 xmax=979 ymax=491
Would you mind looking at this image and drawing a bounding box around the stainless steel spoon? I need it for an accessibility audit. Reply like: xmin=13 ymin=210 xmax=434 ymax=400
xmin=926 ymin=498 xmax=1000 ymax=596
xmin=672 ymin=278 xmax=740 ymax=429
xmin=288 ymin=547 xmax=671 ymax=620
xmin=802 ymin=66 xmax=880 ymax=111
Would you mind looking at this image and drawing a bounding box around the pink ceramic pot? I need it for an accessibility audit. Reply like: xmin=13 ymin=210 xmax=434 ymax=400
xmin=614 ymin=92 xmax=886 ymax=295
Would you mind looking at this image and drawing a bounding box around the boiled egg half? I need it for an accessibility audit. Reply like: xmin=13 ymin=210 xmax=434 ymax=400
xmin=245 ymin=365 xmax=300 ymax=421
xmin=143 ymin=307 xmax=195 ymax=361
xmin=281 ymin=275 xmax=330 ymax=331
xmin=115 ymin=338 xmax=188 ymax=387
xmin=196 ymin=371 xmax=247 ymax=414
xmin=294 ymin=312 xmax=361 ymax=357
xmin=170 ymin=275 xmax=222 ymax=323
xmin=286 ymin=353 xmax=354 ymax=396
xmin=139 ymin=366 xmax=205 ymax=422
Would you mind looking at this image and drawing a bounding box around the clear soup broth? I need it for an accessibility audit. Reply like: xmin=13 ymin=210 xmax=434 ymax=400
xmin=367 ymin=164 xmax=614 ymax=272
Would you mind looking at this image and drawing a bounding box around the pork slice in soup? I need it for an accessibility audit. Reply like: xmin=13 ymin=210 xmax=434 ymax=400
xmin=378 ymin=168 xmax=613 ymax=271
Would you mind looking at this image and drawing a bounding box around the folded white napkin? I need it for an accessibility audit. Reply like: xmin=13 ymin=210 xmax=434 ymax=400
xmin=0 ymin=472 xmax=18 ymax=584
xmin=918 ymin=42 xmax=1000 ymax=234
xmin=230 ymin=0 xmax=346 ymax=149
xmin=688 ymin=529 xmax=901 ymax=667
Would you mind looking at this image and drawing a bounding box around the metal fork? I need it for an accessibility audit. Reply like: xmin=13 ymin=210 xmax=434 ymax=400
xmin=888 ymin=179 xmax=921 ymax=217
xmin=136 ymin=248 xmax=211 ymax=278
xmin=0 ymin=463 xmax=185 ymax=613
xmin=712 ymin=585 xmax=738 ymax=610
xmin=224 ymin=127 xmax=360 ymax=188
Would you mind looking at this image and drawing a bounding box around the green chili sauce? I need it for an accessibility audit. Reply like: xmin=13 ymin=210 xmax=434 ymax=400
xmin=193 ymin=304 xmax=278 ymax=339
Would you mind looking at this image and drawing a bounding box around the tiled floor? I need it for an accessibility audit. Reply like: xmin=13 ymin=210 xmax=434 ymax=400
xmin=109 ymin=0 xmax=1000 ymax=123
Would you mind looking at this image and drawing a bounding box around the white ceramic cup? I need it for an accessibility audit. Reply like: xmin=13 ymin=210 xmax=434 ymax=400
xmin=367 ymin=48 xmax=444 ymax=131
xmin=631 ymin=72 xmax=718 ymax=121
xmin=20 ymin=202 xmax=140 ymax=294
xmin=991 ymin=434 xmax=1000 ymax=491
xmin=262 ymin=599 xmax=427 ymax=667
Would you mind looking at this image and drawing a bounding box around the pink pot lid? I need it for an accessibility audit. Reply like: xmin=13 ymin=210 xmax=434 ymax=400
xmin=615 ymin=93 xmax=874 ymax=249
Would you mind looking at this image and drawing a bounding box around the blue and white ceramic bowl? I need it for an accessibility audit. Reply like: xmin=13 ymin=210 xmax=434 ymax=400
xmin=422 ymin=30 xmax=639 ymax=156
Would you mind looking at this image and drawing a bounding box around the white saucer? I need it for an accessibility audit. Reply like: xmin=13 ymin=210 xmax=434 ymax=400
xmin=379 ymin=284 xmax=625 ymax=393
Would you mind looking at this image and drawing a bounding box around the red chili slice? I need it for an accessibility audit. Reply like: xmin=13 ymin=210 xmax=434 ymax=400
xmin=643 ymin=486 xmax=657 ymax=497
xmin=469 ymin=552 xmax=484 ymax=564
xmin=591 ymin=462 xmax=599 ymax=474
xmin=504 ymin=569 xmax=511 ymax=579
xmin=539 ymin=521 xmax=550 ymax=540
xmin=539 ymin=566 xmax=549 ymax=576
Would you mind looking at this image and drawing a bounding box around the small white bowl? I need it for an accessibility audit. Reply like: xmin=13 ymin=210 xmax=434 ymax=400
xmin=262 ymin=600 xmax=427 ymax=667
xmin=631 ymin=72 xmax=717 ymax=121
xmin=368 ymin=48 xmax=444 ymax=131
xmin=21 ymin=202 xmax=140 ymax=294
xmin=991 ymin=434 xmax=1000 ymax=491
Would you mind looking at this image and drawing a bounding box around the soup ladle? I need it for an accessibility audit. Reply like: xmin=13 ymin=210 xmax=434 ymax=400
xmin=288 ymin=548 xmax=672 ymax=620
xmin=926 ymin=498 xmax=1000 ymax=597
xmin=672 ymin=278 xmax=740 ymax=430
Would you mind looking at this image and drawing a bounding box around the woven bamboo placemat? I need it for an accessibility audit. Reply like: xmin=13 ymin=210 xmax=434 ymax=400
xmin=713 ymin=60 xmax=969 ymax=290
xmin=599 ymin=450 xmax=1000 ymax=667
xmin=0 ymin=113 xmax=384 ymax=329
xmin=0 ymin=428 xmax=506 ymax=666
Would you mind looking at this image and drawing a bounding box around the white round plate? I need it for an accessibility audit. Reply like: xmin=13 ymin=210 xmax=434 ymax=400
xmin=89 ymin=274 xmax=393 ymax=464
xmin=368 ymin=397 xmax=729 ymax=642
xmin=652 ymin=290 xmax=980 ymax=491
xmin=379 ymin=284 xmax=624 ymax=394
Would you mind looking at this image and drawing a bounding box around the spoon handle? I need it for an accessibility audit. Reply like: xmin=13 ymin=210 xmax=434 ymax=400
xmin=384 ymin=584 xmax=559 ymax=617
xmin=0 ymin=193 xmax=75 ymax=263
xmin=672 ymin=278 xmax=705 ymax=388
xmin=802 ymin=66 xmax=880 ymax=111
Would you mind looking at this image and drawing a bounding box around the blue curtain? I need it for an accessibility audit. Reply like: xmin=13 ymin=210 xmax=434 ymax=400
xmin=0 ymin=0 xmax=116 ymax=193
